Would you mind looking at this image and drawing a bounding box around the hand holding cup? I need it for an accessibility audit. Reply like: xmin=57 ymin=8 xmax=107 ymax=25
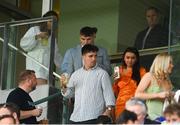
xmin=113 ymin=66 xmax=120 ymax=80
xmin=60 ymin=73 xmax=69 ymax=88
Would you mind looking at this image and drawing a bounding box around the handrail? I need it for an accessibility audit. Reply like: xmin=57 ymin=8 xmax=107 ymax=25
xmin=0 ymin=16 xmax=53 ymax=27
xmin=0 ymin=16 xmax=61 ymax=87
xmin=0 ymin=37 xmax=61 ymax=79
xmin=110 ymin=44 xmax=180 ymax=63
xmin=28 ymin=91 xmax=62 ymax=106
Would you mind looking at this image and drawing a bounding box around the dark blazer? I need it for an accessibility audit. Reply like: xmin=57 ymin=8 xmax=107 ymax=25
xmin=134 ymin=24 xmax=168 ymax=49
xmin=134 ymin=24 xmax=168 ymax=71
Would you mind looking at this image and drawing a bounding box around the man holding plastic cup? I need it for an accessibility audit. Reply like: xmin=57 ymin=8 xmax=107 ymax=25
xmin=60 ymin=44 xmax=115 ymax=124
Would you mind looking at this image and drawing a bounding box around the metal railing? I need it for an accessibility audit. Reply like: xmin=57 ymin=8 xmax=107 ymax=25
xmin=110 ymin=44 xmax=180 ymax=64
xmin=0 ymin=16 xmax=61 ymax=89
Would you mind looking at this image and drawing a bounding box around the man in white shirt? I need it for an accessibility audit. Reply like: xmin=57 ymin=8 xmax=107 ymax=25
xmin=60 ymin=44 xmax=115 ymax=124
xmin=20 ymin=11 xmax=62 ymax=85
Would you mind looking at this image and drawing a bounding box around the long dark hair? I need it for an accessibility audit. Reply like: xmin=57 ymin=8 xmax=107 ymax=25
xmin=122 ymin=47 xmax=141 ymax=84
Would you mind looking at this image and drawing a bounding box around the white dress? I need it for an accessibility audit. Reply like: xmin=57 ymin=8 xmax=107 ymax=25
xmin=20 ymin=26 xmax=62 ymax=80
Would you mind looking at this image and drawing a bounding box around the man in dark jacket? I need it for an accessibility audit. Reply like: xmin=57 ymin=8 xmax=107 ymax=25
xmin=134 ymin=7 xmax=168 ymax=70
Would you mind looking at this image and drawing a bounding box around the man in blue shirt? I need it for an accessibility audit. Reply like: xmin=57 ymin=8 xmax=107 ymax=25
xmin=61 ymin=26 xmax=112 ymax=77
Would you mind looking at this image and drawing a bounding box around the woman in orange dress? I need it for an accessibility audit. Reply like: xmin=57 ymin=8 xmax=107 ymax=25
xmin=113 ymin=47 xmax=146 ymax=119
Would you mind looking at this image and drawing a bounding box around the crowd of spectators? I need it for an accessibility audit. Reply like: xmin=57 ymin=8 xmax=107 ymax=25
xmin=1 ymin=6 xmax=180 ymax=125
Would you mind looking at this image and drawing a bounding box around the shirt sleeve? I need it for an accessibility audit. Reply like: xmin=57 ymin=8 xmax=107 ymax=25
xmin=61 ymin=73 xmax=75 ymax=98
xmin=98 ymin=48 xmax=112 ymax=76
xmin=20 ymin=26 xmax=39 ymax=52
xmin=101 ymin=71 xmax=115 ymax=106
xmin=61 ymin=49 xmax=74 ymax=75
xmin=54 ymin=40 xmax=63 ymax=68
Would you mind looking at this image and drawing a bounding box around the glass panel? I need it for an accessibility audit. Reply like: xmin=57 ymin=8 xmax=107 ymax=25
xmin=0 ymin=19 xmax=64 ymax=123
xmin=0 ymin=27 xmax=3 ymax=86
xmin=170 ymin=0 xmax=180 ymax=90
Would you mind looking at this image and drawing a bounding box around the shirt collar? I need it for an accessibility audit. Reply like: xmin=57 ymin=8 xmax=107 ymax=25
xmin=83 ymin=63 xmax=98 ymax=71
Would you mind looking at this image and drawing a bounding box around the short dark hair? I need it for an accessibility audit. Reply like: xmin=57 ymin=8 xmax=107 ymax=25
xmin=164 ymin=103 xmax=180 ymax=117
xmin=43 ymin=10 xmax=58 ymax=19
xmin=96 ymin=115 xmax=112 ymax=124
xmin=81 ymin=44 xmax=99 ymax=55
xmin=80 ymin=26 xmax=97 ymax=36
xmin=41 ymin=10 xmax=58 ymax=34
xmin=18 ymin=70 xmax=35 ymax=83
xmin=116 ymin=109 xmax=137 ymax=124
xmin=146 ymin=6 xmax=159 ymax=14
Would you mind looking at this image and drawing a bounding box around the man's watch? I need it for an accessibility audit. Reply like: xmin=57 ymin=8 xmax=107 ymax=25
xmin=107 ymin=107 xmax=112 ymax=111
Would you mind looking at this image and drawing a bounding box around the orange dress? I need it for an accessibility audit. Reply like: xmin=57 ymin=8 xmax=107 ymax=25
xmin=113 ymin=66 xmax=146 ymax=118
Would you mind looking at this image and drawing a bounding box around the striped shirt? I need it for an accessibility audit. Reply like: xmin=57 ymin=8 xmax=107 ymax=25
xmin=62 ymin=65 xmax=115 ymax=122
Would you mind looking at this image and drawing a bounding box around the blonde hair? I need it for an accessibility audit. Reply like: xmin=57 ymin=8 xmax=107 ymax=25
xmin=150 ymin=53 xmax=172 ymax=80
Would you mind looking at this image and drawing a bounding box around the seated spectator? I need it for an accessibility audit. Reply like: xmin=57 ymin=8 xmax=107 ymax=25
xmin=112 ymin=47 xmax=146 ymax=118
xmin=0 ymin=114 xmax=16 ymax=124
xmin=163 ymin=103 xmax=180 ymax=124
xmin=125 ymin=98 xmax=160 ymax=124
xmin=134 ymin=7 xmax=168 ymax=71
xmin=0 ymin=103 xmax=20 ymax=124
xmin=96 ymin=115 xmax=112 ymax=124
xmin=116 ymin=109 xmax=137 ymax=124
xmin=134 ymin=6 xmax=168 ymax=50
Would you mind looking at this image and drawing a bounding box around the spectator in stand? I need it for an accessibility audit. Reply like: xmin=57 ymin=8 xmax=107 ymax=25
xmin=116 ymin=109 xmax=137 ymax=124
xmin=61 ymin=26 xmax=112 ymax=77
xmin=60 ymin=44 xmax=115 ymax=124
xmin=163 ymin=103 xmax=180 ymax=124
xmin=134 ymin=6 xmax=168 ymax=71
xmin=96 ymin=115 xmax=112 ymax=124
xmin=61 ymin=26 xmax=112 ymax=122
xmin=135 ymin=53 xmax=174 ymax=120
xmin=0 ymin=114 xmax=16 ymax=124
xmin=134 ymin=6 xmax=168 ymax=49
xmin=6 ymin=70 xmax=42 ymax=124
xmin=20 ymin=10 xmax=62 ymax=85
xmin=0 ymin=103 xmax=20 ymax=124
xmin=125 ymin=98 xmax=160 ymax=124
xmin=112 ymin=47 xmax=146 ymax=118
